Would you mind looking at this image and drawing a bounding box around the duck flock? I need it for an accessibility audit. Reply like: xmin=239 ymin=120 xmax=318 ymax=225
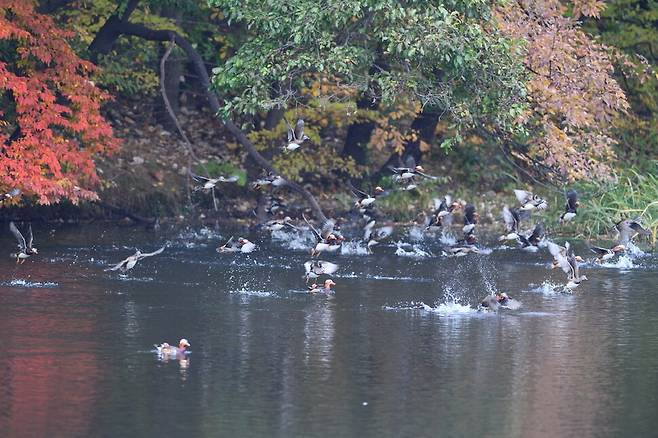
xmin=4 ymin=119 xmax=654 ymax=357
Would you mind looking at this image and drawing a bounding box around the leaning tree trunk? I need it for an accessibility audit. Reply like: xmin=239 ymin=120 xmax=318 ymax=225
xmin=87 ymin=6 xmax=329 ymax=224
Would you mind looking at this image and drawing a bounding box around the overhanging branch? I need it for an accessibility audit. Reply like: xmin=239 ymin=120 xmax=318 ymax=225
xmin=89 ymin=19 xmax=329 ymax=223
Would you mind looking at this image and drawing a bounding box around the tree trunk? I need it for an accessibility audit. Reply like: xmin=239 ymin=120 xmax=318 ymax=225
xmin=88 ymin=19 xmax=329 ymax=224
xmin=341 ymin=96 xmax=376 ymax=167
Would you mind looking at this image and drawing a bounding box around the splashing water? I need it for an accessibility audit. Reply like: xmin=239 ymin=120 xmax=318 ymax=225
xmin=271 ymin=229 xmax=313 ymax=250
xmin=439 ymin=232 xmax=457 ymax=246
xmin=2 ymin=279 xmax=58 ymax=288
xmin=529 ymin=281 xmax=569 ymax=295
xmin=341 ymin=241 xmax=369 ymax=256
xmin=599 ymin=255 xmax=636 ymax=270
xmin=394 ymin=242 xmax=432 ymax=258
xmin=407 ymin=226 xmax=426 ymax=242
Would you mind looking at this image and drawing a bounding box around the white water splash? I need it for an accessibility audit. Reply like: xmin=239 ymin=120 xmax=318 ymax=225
xmin=230 ymin=288 xmax=275 ymax=297
xmin=439 ymin=232 xmax=457 ymax=246
xmin=394 ymin=242 xmax=433 ymax=258
xmin=477 ymin=247 xmax=493 ymax=255
xmin=529 ymin=281 xmax=569 ymax=295
xmin=340 ymin=241 xmax=369 ymax=255
xmin=2 ymin=279 xmax=58 ymax=288
xmin=407 ymin=226 xmax=426 ymax=242
xmin=272 ymin=229 xmax=314 ymax=250
xmin=625 ymin=242 xmax=646 ymax=258
xmin=599 ymin=254 xmax=636 ymax=270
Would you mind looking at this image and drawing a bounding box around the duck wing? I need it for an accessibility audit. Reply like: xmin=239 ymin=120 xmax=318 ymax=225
xmin=219 ymin=175 xmax=239 ymax=183
xmin=191 ymin=174 xmax=211 ymax=183
xmin=629 ymin=220 xmax=651 ymax=235
xmin=374 ymin=225 xmax=394 ymax=239
xmin=414 ymin=169 xmax=437 ymax=180
xmin=566 ymin=189 xmax=578 ymax=212
xmin=547 ymin=241 xmax=571 ymax=274
xmin=567 ymin=253 xmax=579 ymax=279
xmin=317 ymin=260 xmax=339 ymax=275
xmin=294 ymin=118 xmax=305 ymax=140
xmin=528 ymin=223 xmax=544 ymax=245
xmin=26 ymin=224 xmax=34 ymax=249
xmin=138 ymin=246 xmax=165 ymax=259
xmin=464 ymin=204 xmax=477 ymax=225
xmin=9 ymin=221 xmax=26 ymax=251
xmin=105 ymin=256 xmax=130 ymax=272
xmin=502 ymin=206 xmax=517 ymax=232
xmin=589 ymin=245 xmax=610 ymax=256
xmin=514 ymin=189 xmax=533 ymax=205
xmin=302 ymin=214 xmax=323 ymax=242
xmin=351 ymin=187 xmax=369 ymax=201
xmin=285 ymin=119 xmax=294 ymax=142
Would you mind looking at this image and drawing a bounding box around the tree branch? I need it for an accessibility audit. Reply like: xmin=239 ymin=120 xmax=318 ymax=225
xmin=90 ymin=20 xmax=329 ymax=223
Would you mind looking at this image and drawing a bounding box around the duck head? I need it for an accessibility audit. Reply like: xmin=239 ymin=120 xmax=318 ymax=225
xmin=324 ymin=279 xmax=336 ymax=289
xmin=414 ymin=165 xmax=425 ymax=172
xmin=178 ymin=339 xmax=190 ymax=349
xmin=374 ymin=186 xmax=385 ymax=195
xmin=612 ymin=244 xmax=625 ymax=253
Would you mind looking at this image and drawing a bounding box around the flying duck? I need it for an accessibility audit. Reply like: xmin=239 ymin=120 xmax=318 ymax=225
xmin=589 ymin=244 xmax=625 ymax=262
xmin=304 ymin=260 xmax=339 ymax=283
xmin=427 ymin=195 xmax=461 ymax=229
xmin=105 ymin=246 xmax=165 ymax=272
xmin=559 ymin=189 xmax=578 ymax=223
xmin=9 ymin=221 xmax=38 ymax=263
xmin=308 ymin=279 xmax=336 ymax=294
xmin=547 ymin=241 xmax=587 ymax=289
xmin=352 ymin=186 xmax=385 ymax=210
xmin=252 ymin=173 xmax=286 ymax=190
xmin=614 ymin=217 xmax=652 ymax=244
xmin=514 ymin=189 xmax=548 ymax=210
xmin=155 ymin=339 xmax=190 ymax=356
xmin=518 ymin=223 xmax=545 ymax=249
xmin=462 ymin=203 xmax=478 ymax=235
xmin=499 ymin=206 xmax=530 ymax=241
xmin=304 ymin=214 xmax=343 ymax=256
xmin=263 ymin=216 xmax=298 ymax=232
xmin=283 ymin=118 xmax=310 ymax=152
xmin=1 ymin=188 xmax=21 ymax=204
xmin=192 ymin=174 xmax=239 ymax=191
xmin=366 ymin=224 xmax=394 ymax=254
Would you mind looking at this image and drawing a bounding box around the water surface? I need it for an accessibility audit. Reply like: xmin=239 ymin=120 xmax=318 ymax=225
xmin=1 ymin=224 xmax=657 ymax=437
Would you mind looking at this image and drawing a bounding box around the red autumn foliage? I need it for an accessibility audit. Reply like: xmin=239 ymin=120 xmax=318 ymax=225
xmin=0 ymin=0 xmax=118 ymax=205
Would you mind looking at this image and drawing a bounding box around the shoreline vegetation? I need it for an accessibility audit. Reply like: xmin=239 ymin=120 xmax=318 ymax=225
xmin=0 ymin=1 xmax=656 ymax=248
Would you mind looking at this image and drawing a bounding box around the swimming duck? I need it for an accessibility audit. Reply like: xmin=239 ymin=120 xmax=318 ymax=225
xmin=192 ymin=174 xmax=239 ymax=191
xmin=589 ymin=244 xmax=625 ymax=262
xmin=500 ymin=206 xmax=530 ymax=241
xmin=480 ymin=292 xmax=511 ymax=311
xmin=366 ymin=224 xmax=394 ymax=254
xmin=304 ymin=260 xmax=339 ymax=283
xmin=283 ymin=118 xmax=310 ymax=152
xmin=155 ymin=339 xmax=190 ymax=356
xmin=614 ymin=217 xmax=652 ymax=245
xmin=105 ymin=246 xmax=166 ymax=272
xmin=559 ymin=189 xmax=578 ymax=224
xmin=518 ymin=223 xmax=544 ymax=250
xmin=426 ymin=196 xmax=461 ymax=230
xmin=307 ymin=279 xmax=336 ymax=294
xmin=514 ymin=189 xmax=548 ymax=210
xmin=9 ymin=221 xmax=38 ymax=263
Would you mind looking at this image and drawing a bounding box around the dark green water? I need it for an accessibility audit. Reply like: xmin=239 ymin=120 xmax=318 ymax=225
xmin=0 ymin=224 xmax=657 ymax=437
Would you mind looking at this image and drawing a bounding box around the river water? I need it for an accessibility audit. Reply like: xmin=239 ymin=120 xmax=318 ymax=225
xmin=0 ymin=224 xmax=657 ymax=437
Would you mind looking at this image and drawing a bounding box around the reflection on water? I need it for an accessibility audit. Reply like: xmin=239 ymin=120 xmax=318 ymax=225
xmin=0 ymin=224 xmax=657 ymax=437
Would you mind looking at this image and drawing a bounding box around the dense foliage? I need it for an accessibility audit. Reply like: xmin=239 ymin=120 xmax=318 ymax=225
xmin=0 ymin=0 xmax=118 ymax=204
